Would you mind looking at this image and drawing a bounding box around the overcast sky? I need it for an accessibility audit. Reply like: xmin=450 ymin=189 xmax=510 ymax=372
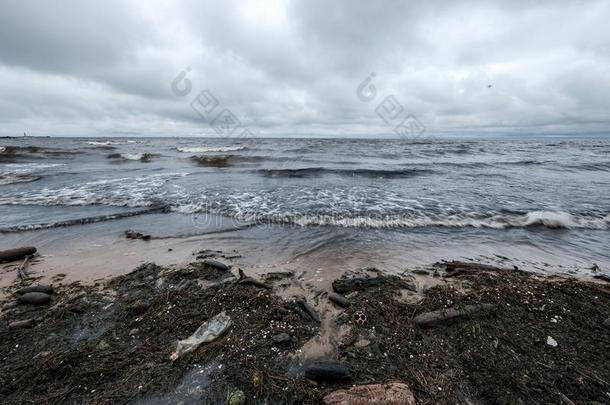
xmin=0 ymin=0 xmax=609 ymax=137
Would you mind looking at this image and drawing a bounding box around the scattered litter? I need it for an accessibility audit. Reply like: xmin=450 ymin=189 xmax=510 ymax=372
xmin=170 ymin=311 xmax=232 ymax=361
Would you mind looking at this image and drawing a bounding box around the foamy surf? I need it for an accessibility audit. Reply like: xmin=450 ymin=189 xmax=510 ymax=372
xmin=176 ymin=146 xmax=246 ymax=153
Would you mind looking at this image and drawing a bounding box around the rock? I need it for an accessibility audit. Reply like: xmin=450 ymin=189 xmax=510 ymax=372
xmin=97 ymin=340 xmax=110 ymax=350
xmin=411 ymin=269 xmax=430 ymax=275
xmin=304 ymin=360 xmax=350 ymax=382
xmin=603 ymin=318 xmax=610 ymax=329
xmin=9 ymin=319 xmax=34 ymax=329
xmin=414 ymin=304 xmax=495 ymax=327
xmin=129 ymin=328 xmax=140 ymax=336
xmin=354 ymin=339 xmax=370 ymax=348
xmin=16 ymin=285 xmax=54 ymax=295
xmin=17 ymin=292 xmax=52 ymax=306
xmin=124 ymin=229 xmax=151 ymax=240
xmin=546 ymin=336 xmax=558 ymax=347
xmin=0 ymin=247 xmax=37 ymax=263
xmin=328 ymin=292 xmax=350 ymax=308
xmin=203 ymin=259 xmax=229 ymax=271
xmin=324 ymin=382 xmax=416 ymax=405
xmin=272 ymin=332 xmax=291 ymax=345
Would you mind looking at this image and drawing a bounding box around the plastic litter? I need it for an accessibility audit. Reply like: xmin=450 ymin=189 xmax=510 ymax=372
xmin=170 ymin=311 xmax=232 ymax=361
xmin=227 ymin=388 xmax=246 ymax=405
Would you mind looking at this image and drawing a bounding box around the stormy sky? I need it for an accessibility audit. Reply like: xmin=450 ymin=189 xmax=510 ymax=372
xmin=0 ymin=0 xmax=609 ymax=137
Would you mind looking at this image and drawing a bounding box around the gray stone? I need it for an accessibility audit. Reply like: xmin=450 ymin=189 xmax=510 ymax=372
xmin=272 ymin=332 xmax=291 ymax=345
xmin=16 ymin=285 xmax=54 ymax=295
xmin=17 ymin=292 xmax=52 ymax=306
xmin=203 ymin=259 xmax=229 ymax=271
xmin=304 ymin=360 xmax=350 ymax=382
xmin=328 ymin=292 xmax=350 ymax=308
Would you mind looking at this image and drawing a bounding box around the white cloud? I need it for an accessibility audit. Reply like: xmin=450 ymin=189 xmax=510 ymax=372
xmin=0 ymin=0 xmax=609 ymax=136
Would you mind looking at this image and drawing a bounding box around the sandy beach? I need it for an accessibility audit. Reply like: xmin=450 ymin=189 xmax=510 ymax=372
xmin=1 ymin=235 xmax=610 ymax=404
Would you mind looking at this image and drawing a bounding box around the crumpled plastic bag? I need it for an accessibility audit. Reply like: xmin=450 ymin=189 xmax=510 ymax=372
xmin=170 ymin=311 xmax=232 ymax=361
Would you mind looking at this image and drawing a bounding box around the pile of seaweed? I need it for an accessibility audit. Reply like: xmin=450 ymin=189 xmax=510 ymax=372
xmin=1 ymin=259 xmax=609 ymax=404
xmin=336 ymin=262 xmax=610 ymax=404
xmin=0 ymin=263 xmax=318 ymax=404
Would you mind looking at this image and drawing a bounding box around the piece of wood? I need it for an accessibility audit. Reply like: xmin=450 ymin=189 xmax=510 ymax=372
xmin=296 ymin=298 xmax=320 ymax=323
xmin=9 ymin=319 xmax=34 ymax=329
xmin=328 ymin=292 xmax=350 ymax=308
xmin=16 ymin=255 xmax=33 ymax=280
xmin=237 ymin=269 xmax=271 ymax=289
xmin=0 ymin=247 xmax=36 ymax=263
xmin=414 ymin=304 xmax=496 ymax=328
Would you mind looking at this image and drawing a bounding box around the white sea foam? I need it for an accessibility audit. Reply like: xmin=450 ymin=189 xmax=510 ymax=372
xmin=121 ymin=153 xmax=148 ymax=161
xmin=87 ymin=141 xmax=122 ymax=146
xmin=176 ymin=146 xmax=245 ymax=153
xmin=169 ymin=199 xmax=609 ymax=230
xmin=0 ymin=172 xmax=188 ymax=207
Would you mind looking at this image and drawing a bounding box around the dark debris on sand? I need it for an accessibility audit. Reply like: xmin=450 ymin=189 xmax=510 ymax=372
xmin=337 ymin=262 xmax=610 ymax=404
xmin=1 ymin=260 xmax=609 ymax=404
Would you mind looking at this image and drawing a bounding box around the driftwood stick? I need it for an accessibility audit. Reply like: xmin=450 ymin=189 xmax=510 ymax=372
xmin=238 ymin=268 xmax=272 ymax=289
xmin=17 ymin=254 xmax=33 ymax=281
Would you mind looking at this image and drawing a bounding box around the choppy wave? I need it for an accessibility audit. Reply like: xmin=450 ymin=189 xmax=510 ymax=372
xmin=0 ymin=206 xmax=168 ymax=233
xmin=0 ymin=172 xmax=188 ymax=207
xmin=107 ymin=153 xmax=154 ymax=161
xmin=177 ymin=146 xmax=246 ymax=153
xmin=0 ymin=174 xmax=41 ymax=185
xmin=258 ymin=167 xmax=433 ymax=178
xmin=0 ymin=163 xmax=65 ymax=184
xmin=193 ymin=209 xmax=609 ymax=230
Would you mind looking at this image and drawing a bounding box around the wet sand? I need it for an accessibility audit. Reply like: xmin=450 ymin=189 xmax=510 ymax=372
xmin=1 ymin=212 xmax=606 ymax=299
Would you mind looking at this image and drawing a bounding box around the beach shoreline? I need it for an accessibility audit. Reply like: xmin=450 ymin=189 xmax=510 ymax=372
xmin=1 ymin=237 xmax=610 ymax=403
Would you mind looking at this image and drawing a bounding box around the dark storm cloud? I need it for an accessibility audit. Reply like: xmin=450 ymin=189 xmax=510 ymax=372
xmin=0 ymin=0 xmax=609 ymax=136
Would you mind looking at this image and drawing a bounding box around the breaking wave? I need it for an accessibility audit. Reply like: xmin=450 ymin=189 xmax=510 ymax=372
xmin=0 ymin=163 xmax=65 ymax=185
xmin=0 ymin=206 xmax=168 ymax=233
xmin=0 ymin=174 xmax=41 ymax=185
xmin=107 ymin=153 xmax=154 ymax=161
xmin=176 ymin=146 xmax=246 ymax=153
xmin=258 ymin=167 xmax=433 ymax=178
xmin=0 ymin=172 xmax=188 ymax=207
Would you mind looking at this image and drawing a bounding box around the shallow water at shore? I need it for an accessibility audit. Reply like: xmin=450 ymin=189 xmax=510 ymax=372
xmin=1 ymin=136 xmax=609 ymax=286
